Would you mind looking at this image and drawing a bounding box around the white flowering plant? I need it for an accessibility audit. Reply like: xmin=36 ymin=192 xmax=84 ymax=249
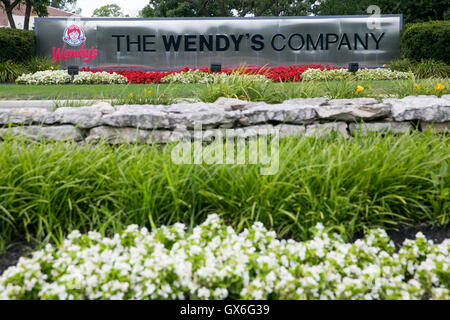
xmin=302 ymin=68 xmax=414 ymax=81
xmin=15 ymin=70 xmax=71 ymax=85
xmin=161 ymin=70 xmax=269 ymax=84
xmin=0 ymin=214 xmax=448 ymax=300
xmin=15 ymin=70 xmax=127 ymax=85
xmin=73 ymin=71 xmax=128 ymax=85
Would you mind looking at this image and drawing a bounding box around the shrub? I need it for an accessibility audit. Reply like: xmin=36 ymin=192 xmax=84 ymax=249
xmin=401 ymin=21 xmax=450 ymax=64
xmin=393 ymin=79 xmax=448 ymax=98
xmin=197 ymin=72 xmax=283 ymax=103
xmin=389 ymin=59 xmax=450 ymax=79
xmin=0 ymin=28 xmax=35 ymax=63
xmin=0 ymin=60 xmax=28 ymax=83
xmin=24 ymin=57 xmax=60 ymax=73
xmin=0 ymin=58 xmax=61 ymax=83
xmin=114 ymin=85 xmax=175 ymax=105
xmin=0 ymin=215 xmax=449 ymax=300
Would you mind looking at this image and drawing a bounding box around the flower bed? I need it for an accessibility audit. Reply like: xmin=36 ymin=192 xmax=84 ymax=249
xmin=302 ymin=68 xmax=414 ymax=81
xmin=73 ymin=71 xmax=127 ymax=85
xmin=1 ymin=214 xmax=448 ymax=300
xmin=79 ymin=65 xmax=414 ymax=84
xmin=81 ymin=64 xmax=331 ymax=84
xmin=15 ymin=70 xmax=71 ymax=85
xmin=160 ymin=70 xmax=269 ymax=84
xmin=15 ymin=70 xmax=127 ymax=85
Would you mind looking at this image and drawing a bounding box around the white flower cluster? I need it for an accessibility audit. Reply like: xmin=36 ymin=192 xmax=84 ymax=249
xmin=302 ymin=68 xmax=414 ymax=81
xmin=73 ymin=71 xmax=127 ymax=85
xmin=15 ymin=70 xmax=127 ymax=85
xmin=0 ymin=214 xmax=448 ymax=300
xmin=16 ymin=70 xmax=71 ymax=85
xmin=161 ymin=70 xmax=269 ymax=84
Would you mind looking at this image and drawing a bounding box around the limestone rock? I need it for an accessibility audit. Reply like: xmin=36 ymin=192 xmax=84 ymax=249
xmin=53 ymin=106 xmax=103 ymax=128
xmin=101 ymin=105 xmax=170 ymax=129
xmin=275 ymin=124 xmax=306 ymax=137
xmin=282 ymin=98 xmax=328 ymax=106
xmin=0 ymin=125 xmax=84 ymax=141
xmin=199 ymin=125 xmax=276 ymax=142
xmin=420 ymin=122 xmax=449 ymax=133
xmin=86 ymin=126 xmax=190 ymax=144
xmin=315 ymin=98 xmax=391 ymax=121
xmin=90 ymin=101 xmax=115 ymax=114
xmin=0 ymin=108 xmax=54 ymax=125
xmin=241 ymin=102 xmax=317 ymax=124
xmin=349 ymin=122 xmax=411 ymax=135
xmin=305 ymin=122 xmax=349 ymax=138
xmin=214 ymin=97 xmax=250 ymax=111
xmin=385 ymin=95 xmax=450 ymax=122
xmin=166 ymin=103 xmax=240 ymax=129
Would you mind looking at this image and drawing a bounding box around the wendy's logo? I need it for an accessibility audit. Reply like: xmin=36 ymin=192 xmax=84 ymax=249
xmin=53 ymin=24 xmax=97 ymax=63
xmin=63 ymin=24 xmax=86 ymax=46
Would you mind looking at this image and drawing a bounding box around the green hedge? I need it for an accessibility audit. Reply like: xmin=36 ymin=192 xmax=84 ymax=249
xmin=401 ymin=21 xmax=450 ymax=64
xmin=0 ymin=28 xmax=35 ymax=63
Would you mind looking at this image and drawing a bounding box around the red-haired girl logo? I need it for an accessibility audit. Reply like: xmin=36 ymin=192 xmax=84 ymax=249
xmin=52 ymin=24 xmax=98 ymax=63
xmin=63 ymin=24 xmax=86 ymax=46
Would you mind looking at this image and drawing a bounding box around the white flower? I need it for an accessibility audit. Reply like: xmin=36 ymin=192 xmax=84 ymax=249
xmin=1 ymin=214 xmax=448 ymax=300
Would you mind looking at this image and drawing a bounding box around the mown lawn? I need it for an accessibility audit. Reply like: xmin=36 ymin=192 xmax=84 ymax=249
xmin=0 ymin=83 xmax=204 ymax=100
xmin=1 ymin=79 xmax=448 ymax=100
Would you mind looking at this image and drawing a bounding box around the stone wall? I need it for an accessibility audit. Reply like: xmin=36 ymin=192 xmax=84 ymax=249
xmin=0 ymin=95 xmax=449 ymax=144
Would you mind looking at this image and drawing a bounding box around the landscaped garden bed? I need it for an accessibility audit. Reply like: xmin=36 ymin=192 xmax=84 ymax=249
xmin=1 ymin=214 xmax=449 ymax=300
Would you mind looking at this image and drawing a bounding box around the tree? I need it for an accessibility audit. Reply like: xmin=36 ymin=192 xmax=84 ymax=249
xmin=0 ymin=0 xmax=46 ymax=29
xmin=312 ymin=0 xmax=449 ymax=24
xmin=92 ymin=3 xmax=124 ymax=17
xmin=139 ymin=0 xmax=231 ymax=17
xmin=1 ymin=0 xmax=77 ymax=29
xmin=138 ymin=0 xmax=316 ymax=18
xmin=50 ymin=0 xmax=80 ymax=15
xmin=0 ymin=0 xmax=22 ymax=28
xmin=235 ymin=0 xmax=315 ymax=17
xmin=23 ymin=0 xmax=48 ymax=30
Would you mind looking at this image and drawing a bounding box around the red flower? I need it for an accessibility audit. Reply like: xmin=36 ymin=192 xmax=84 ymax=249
xmin=80 ymin=64 xmax=340 ymax=84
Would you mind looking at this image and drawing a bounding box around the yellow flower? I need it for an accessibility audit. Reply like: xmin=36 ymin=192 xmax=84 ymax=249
xmin=129 ymin=93 xmax=133 ymax=97
xmin=50 ymin=66 xmax=54 ymax=70
xmin=356 ymin=85 xmax=364 ymax=93
xmin=436 ymin=83 xmax=445 ymax=91
xmin=415 ymin=84 xmax=421 ymax=89
xmin=382 ymin=64 xmax=387 ymax=68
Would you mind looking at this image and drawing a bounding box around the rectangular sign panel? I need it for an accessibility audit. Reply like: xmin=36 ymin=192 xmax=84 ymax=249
xmin=35 ymin=15 xmax=402 ymax=70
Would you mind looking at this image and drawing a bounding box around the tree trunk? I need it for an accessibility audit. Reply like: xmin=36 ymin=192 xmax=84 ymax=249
xmin=1 ymin=0 xmax=22 ymax=29
xmin=5 ymin=9 xmax=16 ymax=28
xmin=23 ymin=0 xmax=32 ymax=30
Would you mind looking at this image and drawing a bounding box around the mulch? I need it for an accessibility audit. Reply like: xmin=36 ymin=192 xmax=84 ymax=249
xmin=1 ymin=224 xmax=449 ymax=276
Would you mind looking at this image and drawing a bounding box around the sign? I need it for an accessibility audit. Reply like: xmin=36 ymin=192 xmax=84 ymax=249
xmin=35 ymin=16 xmax=402 ymax=70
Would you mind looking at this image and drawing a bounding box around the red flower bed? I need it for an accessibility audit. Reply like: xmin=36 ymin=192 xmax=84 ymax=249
xmin=81 ymin=64 xmax=342 ymax=84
